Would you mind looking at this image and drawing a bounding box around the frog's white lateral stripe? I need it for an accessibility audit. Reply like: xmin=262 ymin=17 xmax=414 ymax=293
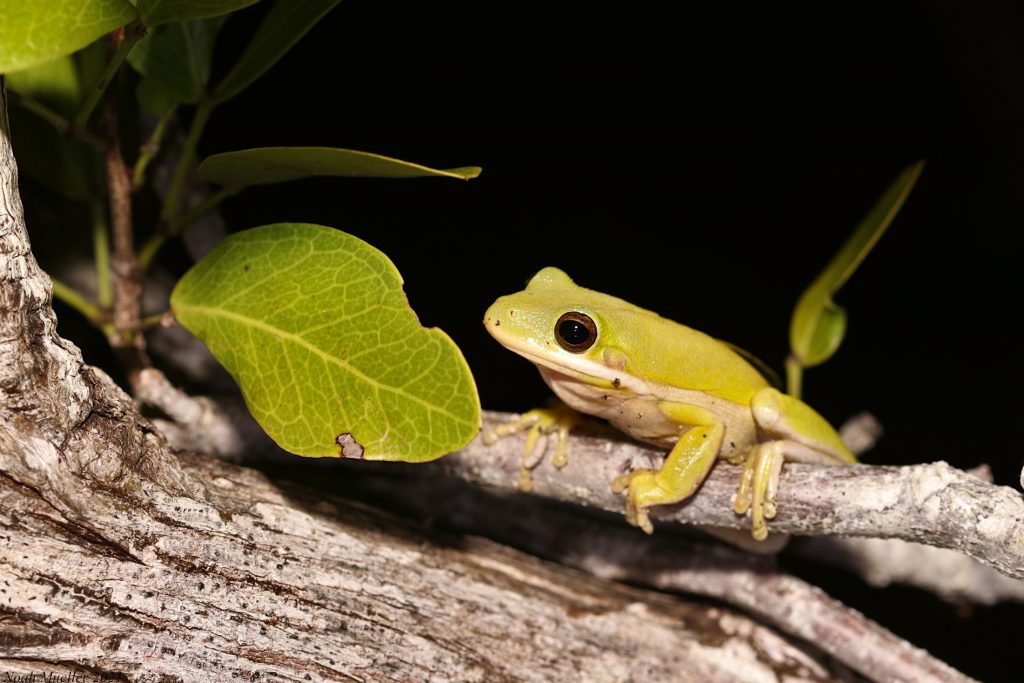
xmin=488 ymin=327 xmax=655 ymax=396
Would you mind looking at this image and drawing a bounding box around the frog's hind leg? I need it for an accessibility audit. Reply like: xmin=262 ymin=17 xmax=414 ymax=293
xmin=733 ymin=439 xmax=832 ymax=540
xmin=735 ymin=387 xmax=857 ymax=539
xmin=482 ymin=406 xmax=578 ymax=491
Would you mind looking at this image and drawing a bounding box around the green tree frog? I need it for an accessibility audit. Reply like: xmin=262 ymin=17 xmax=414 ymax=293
xmin=483 ymin=267 xmax=855 ymax=540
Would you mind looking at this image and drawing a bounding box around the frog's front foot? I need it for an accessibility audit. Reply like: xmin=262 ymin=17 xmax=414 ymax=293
xmin=611 ymin=469 xmax=669 ymax=535
xmin=482 ymin=406 xmax=578 ymax=491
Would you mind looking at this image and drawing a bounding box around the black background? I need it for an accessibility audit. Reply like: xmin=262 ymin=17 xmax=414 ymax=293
xmin=206 ymin=0 xmax=1023 ymax=481
xmin=29 ymin=0 xmax=1024 ymax=679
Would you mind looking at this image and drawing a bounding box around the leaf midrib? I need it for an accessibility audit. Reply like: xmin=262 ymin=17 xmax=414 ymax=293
xmin=176 ymin=303 xmax=474 ymax=426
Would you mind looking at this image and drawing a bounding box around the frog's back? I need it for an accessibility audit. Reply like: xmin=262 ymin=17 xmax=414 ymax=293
xmin=595 ymin=295 xmax=770 ymax=407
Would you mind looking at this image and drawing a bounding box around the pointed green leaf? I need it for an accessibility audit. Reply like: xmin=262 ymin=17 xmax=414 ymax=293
xmin=128 ymin=18 xmax=223 ymax=105
xmin=170 ymin=223 xmax=481 ymax=460
xmin=134 ymin=0 xmax=260 ymax=27
xmin=790 ymin=160 xmax=924 ymax=368
xmin=0 ymin=0 xmax=137 ymax=74
xmin=198 ymin=147 xmax=482 ymax=186
xmin=211 ymin=0 xmax=342 ymax=105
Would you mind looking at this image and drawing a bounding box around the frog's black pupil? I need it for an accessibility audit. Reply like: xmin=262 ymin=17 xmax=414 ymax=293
xmin=555 ymin=312 xmax=597 ymax=352
xmin=560 ymin=319 xmax=589 ymax=346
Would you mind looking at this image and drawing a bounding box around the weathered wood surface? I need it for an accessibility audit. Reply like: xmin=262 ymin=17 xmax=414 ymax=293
xmin=2 ymin=448 xmax=844 ymax=683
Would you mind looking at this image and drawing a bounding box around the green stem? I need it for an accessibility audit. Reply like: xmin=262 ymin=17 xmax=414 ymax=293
xmin=785 ymin=355 xmax=803 ymax=400
xmin=10 ymin=91 xmax=69 ymax=133
xmin=50 ymin=277 xmax=102 ymax=324
xmin=139 ymin=185 xmax=238 ymax=269
xmin=160 ymin=99 xmax=213 ymax=223
xmin=133 ymin=105 xmax=176 ymax=191
xmin=141 ymin=312 xmax=167 ymax=328
xmin=8 ymin=91 xmax=106 ymax=149
xmin=72 ymin=22 xmax=146 ymax=133
xmin=90 ymin=198 xmax=113 ymax=308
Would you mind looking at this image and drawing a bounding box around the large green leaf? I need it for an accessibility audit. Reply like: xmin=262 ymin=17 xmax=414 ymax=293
xmin=789 ymin=161 xmax=925 ymax=369
xmin=211 ymin=0 xmax=342 ymax=105
xmin=171 ymin=223 xmax=481 ymax=460
xmin=0 ymin=0 xmax=137 ymax=73
xmin=128 ymin=18 xmax=223 ymax=105
xmin=198 ymin=147 xmax=482 ymax=186
xmin=134 ymin=0 xmax=260 ymax=27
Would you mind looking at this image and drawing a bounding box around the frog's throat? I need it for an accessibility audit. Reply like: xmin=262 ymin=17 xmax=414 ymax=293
xmin=494 ymin=335 xmax=651 ymax=395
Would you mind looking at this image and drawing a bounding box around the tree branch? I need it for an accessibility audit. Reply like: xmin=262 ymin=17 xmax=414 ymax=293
xmin=98 ymin=37 xmax=149 ymax=386
xmin=438 ymin=413 xmax=1024 ymax=581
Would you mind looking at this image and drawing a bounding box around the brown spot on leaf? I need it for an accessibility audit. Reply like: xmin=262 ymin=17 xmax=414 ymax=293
xmin=336 ymin=433 xmax=365 ymax=459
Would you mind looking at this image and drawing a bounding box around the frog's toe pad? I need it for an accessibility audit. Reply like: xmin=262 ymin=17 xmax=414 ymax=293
xmin=613 ymin=469 xmax=665 ymax=534
xmin=485 ymin=407 xmax=580 ymax=491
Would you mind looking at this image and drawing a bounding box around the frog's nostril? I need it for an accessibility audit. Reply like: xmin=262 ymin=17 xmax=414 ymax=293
xmin=509 ymin=310 xmax=516 ymax=318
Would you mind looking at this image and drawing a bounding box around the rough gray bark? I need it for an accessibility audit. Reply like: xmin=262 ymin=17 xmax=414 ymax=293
xmin=440 ymin=415 xmax=1024 ymax=582
xmin=0 ymin=78 xmax=871 ymax=683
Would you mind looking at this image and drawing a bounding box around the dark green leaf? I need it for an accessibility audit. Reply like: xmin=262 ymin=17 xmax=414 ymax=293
xmin=198 ymin=147 xmax=481 ymax=186
xmin=211 ymin=0 xmax=342 ymax=105
xmin=135 ymin=0 xmax=260 ymax=27
xmin=128 ymin=18 xmax=223 ymax=105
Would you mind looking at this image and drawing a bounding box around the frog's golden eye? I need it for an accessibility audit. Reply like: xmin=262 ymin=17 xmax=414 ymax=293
xmin=555 ymin=312 xmax=597 ymax=353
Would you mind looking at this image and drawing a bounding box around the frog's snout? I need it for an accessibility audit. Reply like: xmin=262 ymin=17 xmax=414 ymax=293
xmin=484 ymin=298 xmax=516 ymax=329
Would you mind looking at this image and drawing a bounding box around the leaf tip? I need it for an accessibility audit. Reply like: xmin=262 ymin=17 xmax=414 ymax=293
xmin=449 ymin=166 xmax=483 ymax=180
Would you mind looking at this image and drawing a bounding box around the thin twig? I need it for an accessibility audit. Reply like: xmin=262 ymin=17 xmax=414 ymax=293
xmin=141 ymin=312 xmax=168 ymax=328
xmin=100 ymin=33 xmax=150 ymax=385
xmin=10 ymin=91 xmax=70 ymax=133
xmin=139 ymin=185 xmax=237 ymax=269
xmin=48 ymin=276 xmax=102 ymax=324
xmin=72 ymin=23 xmax=146 ymax=133
xmin=437 ymin=412 xmax=1024 ymax=581
xmin=160 ymin=99 xmax=213 ymax=224
xmin=7 ymin=91 xmax=107 ymax=150
xmin=132 ymin=105 xmax=176 ymax=191
xmin=90 ymin=197 xmax=112 ymax=308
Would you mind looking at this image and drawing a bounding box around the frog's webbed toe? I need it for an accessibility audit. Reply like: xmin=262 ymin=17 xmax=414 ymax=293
xmin=733 ymin=443 xmax=785 ymax=540
xmin=482 ymin=406 xmax=578 ymax=492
